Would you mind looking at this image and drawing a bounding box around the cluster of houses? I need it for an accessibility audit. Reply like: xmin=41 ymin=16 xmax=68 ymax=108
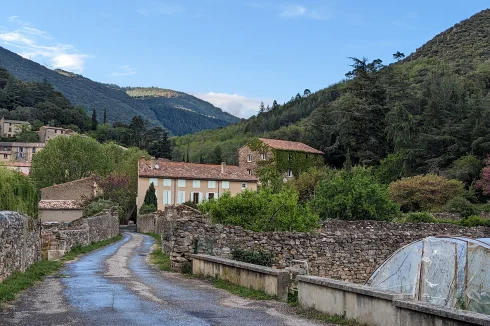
xmin=0 ymin=117 xmax=76 ymax=174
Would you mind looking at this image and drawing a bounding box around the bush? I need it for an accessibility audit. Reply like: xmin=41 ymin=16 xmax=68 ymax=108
xmin=441 ymin=197 xmax=477 ymax=218
xmin=403 ymin=212 xmax=436 ymax=223
xmin=139 ymin=203 xmax=157 ymax=215
xmin=459 ymin=215 xmax=490 ymax=227
xmin=199 ymin=187 xmax=319 ymax=232
xmin=83 ymin=199 xmax=114 ymax=217
xmin=310 ymin=166 xmax=399 ymax=221
xmin=388 ymin=174 xmax=464 ymax=212
xmin=183 ymin=201 xmax=198 ymax=209
xmin=447 ymin=154 xmax=483 ymax=186
xmin=232 ymin=248 xmax=273 ymax=267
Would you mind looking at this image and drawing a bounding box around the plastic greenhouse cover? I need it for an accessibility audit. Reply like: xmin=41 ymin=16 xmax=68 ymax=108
xmin=366 ymin=236 xmax=490 ymax=314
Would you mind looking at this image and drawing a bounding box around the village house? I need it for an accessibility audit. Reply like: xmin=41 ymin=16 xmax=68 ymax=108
xmin=0 ymin=117 xmax=30 ymax=138
xmin=137 ymin=158 xmax=258 ymax=211
xmin=238 ymin=138 xmax=324 ymax=179
xmin=37 ymin=125 xmax=77 ymax=143
xmin=38 ymin=177 xmax=101 ymax=222
xmin=0 ymin=142 xmax=45 ymax=174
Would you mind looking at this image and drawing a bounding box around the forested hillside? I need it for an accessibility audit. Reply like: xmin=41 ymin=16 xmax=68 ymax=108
xmin=173 ymin=9 xmax=490 ymax=179
xmin=0 ymin=47 xmax=239 ymax=135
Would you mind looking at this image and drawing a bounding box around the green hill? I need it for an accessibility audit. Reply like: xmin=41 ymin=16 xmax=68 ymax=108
xmin=173 ymin=9 xmax=490 ymax=179
xmin=0 ymin=47 xmax=239 ymax=135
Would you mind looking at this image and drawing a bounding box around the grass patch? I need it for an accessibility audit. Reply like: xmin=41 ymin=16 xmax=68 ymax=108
xmin=150 ymin=248 xmax=171 ymax=271
xmin=294 ymin=307 xmax=367 ymax=326
xmin=0 ymin=234 xmax=122 ymax=305
xmin=212 ymin=277 xmax=276 ymax=300
xmin=142 ymin=232 xmax=160 ymax=242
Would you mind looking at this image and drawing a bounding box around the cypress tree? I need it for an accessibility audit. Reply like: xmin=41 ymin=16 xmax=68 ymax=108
xmin=103 ymin=108 xmax=107 ymax=124
xmin=91 ymin=108 xmax=98 ymax=130
xmin=143 ymin=182 xmax=158 ymax=207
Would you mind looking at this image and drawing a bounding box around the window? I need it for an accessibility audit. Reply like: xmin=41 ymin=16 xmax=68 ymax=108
xmin=193 ymin=180 xmax=201 ymax=188
xmin=163 ymin=179 xmax=171 ymax=186
xmin=177 ymin=191 xmax=186 ymax=204
xmin=222 ymin=181 xmax=229 ymax=189
xmin=149 ymin=178 xmax=158 ymax=186
xmin=8 ymin=128 xmax=11 ymax=132
xmin=287 ymin=170 xmax=293 ymax=178
xmin=208 ymin=180 xmax=216 ymax=189
xmin=54 ymin=129 xmax=58 ymax=134
xmin=305 ymin=154 xmax=309 ymax=159
xmin=32 ymin=148 xmax=36 ymax=153
xmin=207 ymin=193 xmax=215 ymax=200
xmin=260 ymin=153 xmax=266 ymax=160
xmin=3 ymin=154 xmax=7 ymax=159
xmin=163 ymin=190 xmax=171 ymax=205
xmin=242 ymin=183 xmax=247 ymax=190
xmin=178 ymin=179 xmax=186 ymax=187
xmin=192 ymin=192 xmax=200 ymax=204
xmin=247 ymin=169 xmax=252 ymax=175
xmin=247 ymin=154 xmax=252 ymax=162
xmin=288 ymin=152 xmax=292 ymax=160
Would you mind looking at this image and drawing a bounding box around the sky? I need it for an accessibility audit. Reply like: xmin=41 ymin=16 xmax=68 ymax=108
xmin=0 ymin=1 xmax=489 ymax=118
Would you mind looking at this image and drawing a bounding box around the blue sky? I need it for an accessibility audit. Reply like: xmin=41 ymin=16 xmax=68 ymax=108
xmin=0 ymin=1 xmax=489 ymax=118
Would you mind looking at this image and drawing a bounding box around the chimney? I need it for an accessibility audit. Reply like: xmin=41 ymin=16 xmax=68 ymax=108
xmin=221 ymin=162 xmax=226 ymax=173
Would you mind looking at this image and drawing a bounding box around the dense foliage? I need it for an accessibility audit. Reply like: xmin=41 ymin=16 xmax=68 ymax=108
xmin=231 ymin=249 xmax=273 ymax=267
xmin=0 ymin=166 xmax=39 ymax=217
xmin=310 ymin=167 xmax=398 ymax=221
xmin=83 ymin=199 xmax=114 ymax=217
xmin=388 ymin=174 xmax=465 ymax=212
xmin=199 ymin=188 xmax=319 ymax=232
xmin=0 ymin=47 xmax=238 ymax=135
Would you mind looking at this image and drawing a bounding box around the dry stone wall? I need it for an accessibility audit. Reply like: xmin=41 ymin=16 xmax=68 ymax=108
xmin=160 ymin=206 xmax=490 ymax=283
xmin=41 ymin=207 xmax=119 ymax=259
xmin=0 ymin=211 xmax=41 ymax=282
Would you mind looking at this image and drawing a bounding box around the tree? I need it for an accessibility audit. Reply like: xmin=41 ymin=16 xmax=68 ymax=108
xmin=143 ymin=182 xmax=158 ymax=207
xmin=272 ymin=100 xmax=279 ymax=110
xmin=0 ymin=166 xmax=39 ymax=217
xmin=475 ymin=156 xmax=490 ymax=196
xmin=147 ymin=127 xmax=172 ymax=159
xmin=303 ymin=89 xmax=311 ymax=97
xmin=103 ymin=107 xmax=107 ymax=124
xmin=393 ymin=51 xmax=405 ymax=61
xmin=259 ymin=102 xmax=265 ymax=114
xmin=128 ymin=116 xmax=146 ymax=148
xmin=91 ymin=108 xmax=98 ymax=130
xmin=291 ymin=166 xmax=328 ymax=202
xmin=447 ymin=154 xmax=482 ymax=187
xmin=210 ymin=145 xmax=223 ymax=164
xmin=13 ymin=124 xmax=39 ymax=142
xmin=311 ymin=166 xmax=399 ymax=221
xmin=30 ymin=135 xmax=113 ymax=188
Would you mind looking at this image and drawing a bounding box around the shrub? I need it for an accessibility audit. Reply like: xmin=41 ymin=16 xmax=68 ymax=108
xmin=0 ymin=166 xmax=39 ymax=217
xmin=403 ymin=212 xmax=436 ymax=223
xmin=83 ymin=199 xmax=114 ymax=217
xmin=441 ymin=197 xmax=477 ymax=218
xmin=476 ymin=156 xmax=490 ymax=196
xmin=199 ymin=187 xmax=319 ymax=232
xmin=232 ymin=249 xmax=273 ymax=267
xmin=447 ymin=154 xmax=482 ymax=187
xmin=143 ymin=183 xmax=158 ymax=207
xmin=139 ymin=203 xmax=157 ymax=215
xmin=183 ymin=201 xmax=198 ymax=209
xmin=388 ymin=174 xmax=465 ymax=212
xmin=459 ymin=215 xmax=490 ymax=227
xmin=310 ymin=166 xmax=399 ymax=221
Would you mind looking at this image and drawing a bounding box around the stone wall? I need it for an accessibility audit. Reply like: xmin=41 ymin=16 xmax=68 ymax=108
xmin=40 ymin=177 xmax=100 ymax=201
xmin=160 ymin=206 xmax=490 ymax=283
xmin=0 ymin=211 xmax=41 ymax=282
xmin=41 ymin=207 xmax=119 ymax=260
xmin=136 ymin=214 xmax=156 ymax=233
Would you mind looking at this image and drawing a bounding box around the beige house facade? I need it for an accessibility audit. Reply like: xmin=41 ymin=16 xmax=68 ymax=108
xmin=0 ymin=117 xmax=30 ymax=138
xmin=38 ymin=200 xmax=84 ymax=223
xmin=138 ymin=159 xmax=258 ymax=211
xmin=0 ymin=142 xmax=45 ymax=162
xmin=38 ymin=126 xmax=76 ymax=143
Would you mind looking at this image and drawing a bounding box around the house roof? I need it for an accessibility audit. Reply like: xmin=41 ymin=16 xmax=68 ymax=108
xmin=258 ymin=138 xmax=324 ymax=154
xmin=138 ymin=159 xmax=258 ymax=181
xmin=39 ymin=200 xmax=83 ymax=210
xmin=0 ymin=142 xmax=45 ymax=148
xmin=1 ymin=119 xmax=30 ymax=124
xmin=2 ymin=161 xmax=31 ymax=167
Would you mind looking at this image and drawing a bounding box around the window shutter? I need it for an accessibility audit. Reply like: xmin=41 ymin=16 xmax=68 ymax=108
xmin=190 ymin=192 xmax=194 ymax=203
xmin=214 ymin=192 xmax=219 ymax=199
xmin=198 ymin=192 xmax=203 ymax=203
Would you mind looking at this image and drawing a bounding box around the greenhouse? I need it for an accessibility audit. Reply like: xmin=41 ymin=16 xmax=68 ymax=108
xmin=366 ymin=236 xmax=490 ymax=314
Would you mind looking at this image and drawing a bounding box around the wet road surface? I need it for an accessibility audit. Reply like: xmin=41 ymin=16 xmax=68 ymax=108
xmin=0 ymin=232 xmax=330 ymax=326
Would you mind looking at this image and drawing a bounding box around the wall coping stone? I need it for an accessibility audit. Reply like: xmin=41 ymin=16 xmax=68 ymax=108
xmin=190 ymin=254 xmax=289 ymax=276
xmin=296 ymin=275 xmax=410 ymax=301
xmin=394 ymin=299 xmax=490 ymax=325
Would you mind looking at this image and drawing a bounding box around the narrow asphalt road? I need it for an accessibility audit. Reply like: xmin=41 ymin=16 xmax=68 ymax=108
xmin=0 ymin=231 xmax=331 ymax=326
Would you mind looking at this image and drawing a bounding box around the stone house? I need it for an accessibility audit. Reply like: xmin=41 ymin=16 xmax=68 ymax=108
xmin=38 ymin=177 xmax=101 ymax=222
xmin=137 ymin=158 xmax=258 ymax=211
xmin=238 ymin=138 xmax=324 ymax=179
xmin=0 ymin=142 xmax=45 ymax=163
xmin=37 ymin=126 xmax=77 ymax=143
xmin=0 ymin=117 xmax=30 ymax=138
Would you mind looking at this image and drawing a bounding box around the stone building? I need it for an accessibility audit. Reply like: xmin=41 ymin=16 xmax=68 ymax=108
xmin=0 ymin=117 xmax=30 ymax=138
xmin=37 ymin=125 xmax=76 ymax=143
xmin=238 ymin=138 xmax=324 ymax=179
xmin=137 ymin=158 xmax=258 ymax=211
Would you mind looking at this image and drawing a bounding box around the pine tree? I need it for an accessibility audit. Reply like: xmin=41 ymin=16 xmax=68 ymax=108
xmin=143 ymin=183 xmax=158 ymax=207
xmin=103 ymin=108 xmax=107 ymax=124
xmin=91 ymin=108 xmax=98 ymax=130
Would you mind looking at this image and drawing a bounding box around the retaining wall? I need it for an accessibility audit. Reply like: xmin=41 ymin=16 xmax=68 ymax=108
xmin=0 ymin=211 xmax=41 ymax=282
xmin=297 ymin=275 xmax=490 ymax=326
xmin=160 ymin=206 xmax=490 ymax=283
xmin=191 ymin=254 xmax=289 ymax=301
xmin=41 ymin=207 xmax=119 ymax=260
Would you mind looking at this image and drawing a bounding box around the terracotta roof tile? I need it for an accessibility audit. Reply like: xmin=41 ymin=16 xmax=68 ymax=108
xmin=39 ymin=200 xmax=83 ymax=210
xmin=138 ymin=159 xmax=258 ymax=181
xmin=258 ymin=138 xmax=324 ymax=154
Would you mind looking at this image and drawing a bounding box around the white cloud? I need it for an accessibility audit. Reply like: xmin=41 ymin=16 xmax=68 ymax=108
xmin=137 ymin=2 xmax=185 ymax=16
xmin=195 ymin=92 xmax=269 ymax=119
xmin=0 ymin=16 xmax=91 ymax=73
xmin=111 ymin=65 xmax=136 ymax=77
xmin=278 ymin=4 xmax=331 ymax=20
